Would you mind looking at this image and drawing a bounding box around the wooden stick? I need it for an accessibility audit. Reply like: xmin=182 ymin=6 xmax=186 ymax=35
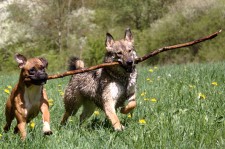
xmin=48 ymin=29 xmax=222 ymax=80
xmin=48 ymin=62 xmax=119 ymax=80
xmin=135 ymin=29 xmax=222 ymax=63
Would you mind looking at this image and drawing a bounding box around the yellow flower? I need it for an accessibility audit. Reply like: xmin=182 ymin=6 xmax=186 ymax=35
xmin=4 ymin=89 xmax=10 ymax=94
xmin=0 ymin=133 xmax=2 ymax=139
xmin=58 ymin=84 xmax=62 ymax=87
xmin=48 ymin=99 xmax=54 ymax=106
xmin=211 ymin=82 xmax=218 ymax=86
xmin=144 ymin=98 xmax=149 ymax=101
xmin=139 ymin=119 xmax=146 ymax=124
xmin=198 ymin=93 xmax=206 ymax=99
xmin=127 ymin=114 xmax=132 ymax=118
xmin=141 ymin=91 xmax=146 ymax=96
xmin=146 ymin=78 xmax=153 ymax=83
xmin=29 ymin=121 xmax=35 ymax=129
xmin=59 ymin=91 xmax=64 ymax=96
xmin=7 ymin=85 xmax=12 ymax=89
xmin=151 ymin=98 xmax=157 ymax=102
xmin=149 ymin=69 xmax=154 ymax=73
xmin=154 ymin=66 xmax=158 ymax=69
xmin=94 ymin=110 xmax=99 ymax=115
xmin=48 ymin=99 xmax=54 ymax=103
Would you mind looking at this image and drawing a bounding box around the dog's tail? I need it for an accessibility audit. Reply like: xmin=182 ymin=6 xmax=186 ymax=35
xmin=68 ymin=57 xmax=84 ymax=70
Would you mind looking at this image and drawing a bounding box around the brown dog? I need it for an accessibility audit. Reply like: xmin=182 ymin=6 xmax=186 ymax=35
xmin=3 ymin=54 xmax=52 ymax=140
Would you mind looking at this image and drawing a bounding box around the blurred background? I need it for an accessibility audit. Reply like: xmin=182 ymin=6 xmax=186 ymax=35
xmin=0 ymin=0 xmax=224 ymax=72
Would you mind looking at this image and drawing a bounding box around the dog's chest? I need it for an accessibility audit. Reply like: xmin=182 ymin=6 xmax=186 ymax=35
xmin=23 ymin=85 xmax=42 ymax=117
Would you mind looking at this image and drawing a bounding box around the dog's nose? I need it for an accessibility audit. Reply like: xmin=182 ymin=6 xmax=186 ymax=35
xmin=126 ymin=60 xmax=133 ymax=65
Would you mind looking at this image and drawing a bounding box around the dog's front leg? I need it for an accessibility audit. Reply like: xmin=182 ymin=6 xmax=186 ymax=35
xmin=15 ymin=111 xmax=27 ymax=140
xmin=40 ymin=94 xmax=53 ymax=135
xmin=103 ymin=101 xmax=124 ymax=131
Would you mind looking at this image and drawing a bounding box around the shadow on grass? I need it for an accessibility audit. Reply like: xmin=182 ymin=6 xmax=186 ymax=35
xmin=86 ymin=117 xmax=129 ymax=131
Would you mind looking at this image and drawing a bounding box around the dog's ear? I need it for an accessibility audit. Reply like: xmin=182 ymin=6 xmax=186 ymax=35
xmin=124 ymin=28 xmax=133 ymax=43
xmin=15 ymin=53 xmax=27 ymax=68
xmin=105 ymin=33 xmax=114 ymax=49
xmin=39 ymin=57 xmax=48 ymax=68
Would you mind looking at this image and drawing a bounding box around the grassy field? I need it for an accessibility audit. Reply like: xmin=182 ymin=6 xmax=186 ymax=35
xmin=0 ymin=62 xmax=225 ymax=148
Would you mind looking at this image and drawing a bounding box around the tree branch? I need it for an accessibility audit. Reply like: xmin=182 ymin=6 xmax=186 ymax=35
xmin=48 ymin=29 xmax=222 ymax=80
xmin=135 ymin=29 xmax=222 ymax=63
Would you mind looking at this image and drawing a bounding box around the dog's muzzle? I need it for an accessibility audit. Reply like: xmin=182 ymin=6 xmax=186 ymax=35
xmin=123 ymin=60 xmax=135 ymax=73
xmin=29 ymin=72 xmax=48 ymax=85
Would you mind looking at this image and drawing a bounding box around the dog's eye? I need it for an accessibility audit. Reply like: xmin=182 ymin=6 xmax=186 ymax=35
xmin=40 ymin=65 xmax=44 ymax=70
xmin=40 ymin=66 xmax=46 ymax=72
xmin=29 ymin=67 xmax=36 ymax=74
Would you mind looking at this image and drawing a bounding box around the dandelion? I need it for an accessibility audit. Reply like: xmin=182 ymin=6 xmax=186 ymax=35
xmin=154 ymin=66 xmax=158 ymax=69
xmin=4 ymin=89 xmax=10 ymax=94
xmin=29 ymin=121 xmax=35 ymax=129
xmin=211 ymin=82 xmax=218 ymax=86
xmin=94 ymin=110 xmax=99 ymax=115
xmin=141 ymin=91 xmax=146 ymax=96
xmin=150 ymin=98 xmax=157 ymax=102
xmin=149 ymin=69 xmax=154 ymax=73
xmin=59 ymin=91 xmax=64 ymax=96
xmin=198 ymin=93 xmax=206 ymax=99
xmin=0 ymin=133 xmax=2 ymax=139
xmin=7 ymin=85 xmax=12 ymax=89
xmin=139 ymin=119 xmax=146 ymax=124
xmin=48 ymin=99 xmax=54 ymax=106
xmin=127 ymin=114 xmax=132 ymax=118
xmin=58 ymin=84 xmax=62 ymax=87
xmin=144 ymin=98 xmax=149 ymax=101
xmin=146 ymin=78 xmax=153 ymax=83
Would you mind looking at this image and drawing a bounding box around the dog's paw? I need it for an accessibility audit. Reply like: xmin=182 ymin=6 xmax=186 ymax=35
xmin=3 ymin=125 xmax=10 ymax=132
xmin=114 ymin=125 xmax=125 ymax=131
xmin=44 ymin=130 xmax=53 ymax=135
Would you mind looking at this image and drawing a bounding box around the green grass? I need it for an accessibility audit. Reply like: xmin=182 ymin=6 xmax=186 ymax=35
xmin=1 ymin=62 xmax=225 ymax=148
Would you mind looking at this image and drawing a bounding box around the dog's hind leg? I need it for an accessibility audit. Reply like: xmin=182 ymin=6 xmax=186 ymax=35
xmin=61 ymin=97 xmax=82 ymax=125
xmin=120 ymin=100 xmax=136 ymax=114
xmin=80 ymin=100 xmax=96 ymax=123
xmin=4 ymin=101 xmax=14 ymax=132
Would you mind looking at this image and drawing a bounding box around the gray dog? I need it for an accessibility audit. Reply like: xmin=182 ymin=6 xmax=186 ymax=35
xmin=61 ymin=28 xmax=138 ymax=130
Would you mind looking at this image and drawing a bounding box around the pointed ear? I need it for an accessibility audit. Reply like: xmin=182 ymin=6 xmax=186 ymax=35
xmin=15 ymin=53 xmax=27 ymax=68
xmin=39 ymin=57 xmax=48 ymax=68
xmin=105 ymin=33 xmax=114 ymax=48
xmin=124 ymin=28 xmax=133 ymax=43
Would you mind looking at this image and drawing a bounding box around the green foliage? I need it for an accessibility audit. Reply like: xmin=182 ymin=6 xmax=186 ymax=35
xmin=0 ymin=0 xmax=224 ymax=72
xmin=83 ymin=38 xmax=105 ymax=66
xmin=140 ymin=0 xmax=225 ymax=65
xmin=1 ymin=62 xmax=225 ymax=148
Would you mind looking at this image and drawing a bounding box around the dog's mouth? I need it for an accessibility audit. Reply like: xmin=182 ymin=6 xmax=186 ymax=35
xmin=123 ymin=65 xmax=135 ymax=73
xmin=26 ymin=74 xmax=48 ymax=85
xmin=118 ymin=61 xmax=135 ymax=73
xmin=30 ymin=78 xmax=47 ymax=85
